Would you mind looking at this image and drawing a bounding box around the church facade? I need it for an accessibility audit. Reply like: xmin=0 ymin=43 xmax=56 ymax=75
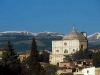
xmin=49 ymin=26 xmax=87 ymax=65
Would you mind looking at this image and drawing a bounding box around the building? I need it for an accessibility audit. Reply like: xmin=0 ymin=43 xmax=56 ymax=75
xmin=49 ymin=26 xmax=87 ymax=65
xmin=18 ymin=50 xmax=50 ymax=62
xmin=59 ymin=62 xmax=75 ymax=68
xmin=82 ymin=67 xmax=100 ymax=75
xmin=0 ymin=48 xmax=5 ymax=60
xmin=18 ymin=52 xmax=30 ymax=62
xmin=73 ymin=67 xmax=100 ymax=75
xmin=56 ymin=68 xmax=72 ymax=75
xmin=75 ymin=59 xmax=93 ymax=67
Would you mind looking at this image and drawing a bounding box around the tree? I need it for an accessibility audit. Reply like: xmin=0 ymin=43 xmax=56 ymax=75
xmin=72 ymin=49 xmax=94 ymax=60
xmin=28 ymin=38 xmax=45 ymax=75
xmin=65 ymin=55 xmax=73 ymax=62
xmin=22 ymin=50 xmax=50 ymax=65
xmin=1 ymin=41 xmax=21 ymax=75
xmin=44 ymin=64 xmax=57 ymax=75
xmin=42 ymin=50 xmax=50 ymax=63
xmin=72 ymin=49 xmax=84 ymax=60
xmin=22 ymin=56 xmax=30 ymax=65
xmin=93 ymin=51 xmax=100 ymax=67
xmin=39 ymin=50 xmax=50 ymax=63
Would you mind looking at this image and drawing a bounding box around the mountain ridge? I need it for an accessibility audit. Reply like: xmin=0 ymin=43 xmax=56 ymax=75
xmin=0 ymin=30 xmax=64 ymax=37
xmin=0 ymin=30 xmax=64 ymax=51
xmin=0 ymin=30 xmax=100 ymax=51
xmin=87 ymin=32 xmax=100 ymax=43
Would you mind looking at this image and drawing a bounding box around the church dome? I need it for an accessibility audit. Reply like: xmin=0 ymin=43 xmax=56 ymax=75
xmin=63 ymin=26 xmax=86 ymax=40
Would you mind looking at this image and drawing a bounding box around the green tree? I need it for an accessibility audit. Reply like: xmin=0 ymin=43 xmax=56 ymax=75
xmin=93 ymin=51 xmax=100 ymax=67
xmin=39 ymin=50 xmax=50 ymax=63
xmin=22 ymin=56 xmax=30 ymax=65
xmin=28 ymin=38 xmax=45 ymax=75
xmin=1 ymin=41 xmax=21 ymax=75
xmin=73 ymin=49 xmax=84 ymax=60
xmin=72 ymin=49 xmax=94 ymax=60
xmin=65 ymin=55 xmax=73 ymax=62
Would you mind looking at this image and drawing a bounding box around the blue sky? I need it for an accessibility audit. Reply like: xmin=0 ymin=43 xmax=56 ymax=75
xmin=0 ymin=0 xmax=100 ymax=35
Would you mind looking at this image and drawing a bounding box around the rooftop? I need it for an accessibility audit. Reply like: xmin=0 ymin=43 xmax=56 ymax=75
xmin=63 ymin=26 xmax=86 ymax=40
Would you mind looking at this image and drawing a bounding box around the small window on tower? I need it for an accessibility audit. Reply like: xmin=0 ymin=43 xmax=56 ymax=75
xmin=81 ymin=45 xmax=84 ymax=50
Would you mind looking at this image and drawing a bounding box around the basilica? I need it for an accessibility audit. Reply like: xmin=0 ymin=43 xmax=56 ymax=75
xmin=49 ymin=26 xmax=87 ymax=65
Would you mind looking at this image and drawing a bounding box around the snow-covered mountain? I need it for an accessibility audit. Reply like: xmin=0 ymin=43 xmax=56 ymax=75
xmin=37 ymin=31 xmax=64 ymax=37
xmin=88 ymin=32 xmax=100 ymax=42
xmin=0 ymin=31 xmax=37 ymax=36
xmin=0 ymin=30 xmax=64 ymax=51
xmin=1 ymin=30 xmax=100 ymax=42
xmin=0 ymin=31 xmax=64 ymax=37
xmin=0 ymin=30 xmax=100 ymax=51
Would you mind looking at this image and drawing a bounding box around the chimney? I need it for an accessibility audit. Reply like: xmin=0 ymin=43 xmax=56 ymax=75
xmin=81 ymin=32 xmax=87 ymax=38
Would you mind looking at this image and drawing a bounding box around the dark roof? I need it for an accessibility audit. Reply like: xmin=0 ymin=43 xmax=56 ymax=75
xmin=78 ymin=59 xmax=93 ymax=63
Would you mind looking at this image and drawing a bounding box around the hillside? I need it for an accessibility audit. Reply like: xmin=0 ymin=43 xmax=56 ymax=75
xmin=87 ymin=32 xmax=100 ymax=49
xmin=88 ymin=32 xmax=100 ymax=43
xmin=1 ymin=31 xmax=100 ymax=52
xmin=0 ymin=31 xmax=64 ymax=51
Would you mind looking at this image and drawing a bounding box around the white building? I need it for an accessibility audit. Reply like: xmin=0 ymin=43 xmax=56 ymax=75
xmin=73 ymin=67 xmax=100 ymax=75
xmin=49 ymin=26 xmax=87 ymax=65
xmin=82 ymin=67 xmax=100 ymax=75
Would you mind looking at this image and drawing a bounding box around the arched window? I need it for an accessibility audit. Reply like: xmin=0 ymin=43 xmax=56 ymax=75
xmin=64 ymin=49 xmax=68 ymax=53
xmin=81 ymin=45 xmax=84 ymax=50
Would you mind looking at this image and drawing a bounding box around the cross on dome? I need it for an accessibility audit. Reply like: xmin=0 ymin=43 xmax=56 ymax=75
xmin=73 ymin=24 xmax=76 ymax=30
